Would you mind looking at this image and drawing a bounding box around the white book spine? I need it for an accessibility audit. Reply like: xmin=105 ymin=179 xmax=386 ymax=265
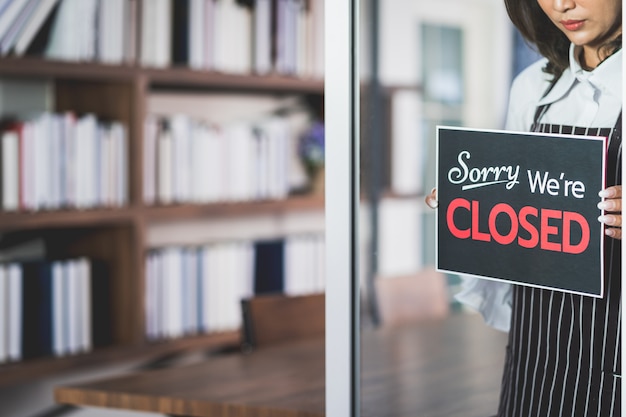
xmin=79 ymin=258 xmax=91 ymax=352
xmin=189 ymin=0 xmax=205 ymax=69
xmin=2 ymin=131 xmax=19 ymax=211
xmin=67 ymin=260 xmax=79 ymax=354
xmin=200 ymin=246 xmax=211 ymax=333
xmin=154 ymin=252 xmax=164 ymax=339
xmin=143 ymin=116 xmax=157 ymax=204
xmin=19 ymin=122 xmax=30 ymax=210
xmin=203 ymin=0 xmax=215 ymax=70
xmin=171 ymin=248 xmax=183 ymax=338
xmin=157 ymin=125 xmax=173 ymax=204
xmin=49 ymin=115 xmax=61 ymax=209
xmin=52 ymin=261 xmax=66 ymax=356
xmin=144 ymin=253 xmax=154 ymax=339
xmin=140 ymin=0 xmax=156 ymax=66
xmin=254 ymin=0 xmax=271 ymax=74
xmin=154 ymin=0 xmax=172 ymax=68
xmin=184 ymin=248 xmax=199 ymax=334
xmin=0 ymin=265 xmax=7 ymax=363
xmin=7 ymin=263 xmax=22 ymax=361
xmin=0 ymin=0 xmax=30 ymax=44
xmin=115 ymin=123 xmax=127 ymax=206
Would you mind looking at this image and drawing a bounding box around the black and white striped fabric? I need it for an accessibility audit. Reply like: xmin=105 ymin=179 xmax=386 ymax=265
xmin=497 ymin=115 xmax=622 ymax=417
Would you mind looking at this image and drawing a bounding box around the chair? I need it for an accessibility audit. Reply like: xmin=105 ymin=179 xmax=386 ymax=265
xmin=240 ymin=292 xmax=325 ymax=351
xmin=374 ymin=266 xmax=450 ymax=326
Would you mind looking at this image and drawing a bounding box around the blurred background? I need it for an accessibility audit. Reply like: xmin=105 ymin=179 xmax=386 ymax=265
xmin=0 ymin=0 xmax=541 ymax=416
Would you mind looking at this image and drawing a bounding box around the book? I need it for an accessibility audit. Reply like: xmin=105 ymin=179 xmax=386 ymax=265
xmin=90 ymin=259 xmax=112 ymax=348
xmin=12 ymin=0 xmax=59 ymax=56
xmin=66 ymin=259 xmax=79 ymax=354
xmin=51 ymin=261 xmax=66 ymax=356
xmin=188 ymin=0 xmax=205 ymax=69
xmin=171 ymin=0 xmax=190 ymax=65
xmin=122 ymin=0 xmax=138 ymax=63
xmin=2 ymin=0 xmax=34 ymax=54
xmin=1 ymin=129 xmax=19 ymax=211
xmin=0 ymin=0 xmax=30 ymax=46
xmin=97 ymin=0 xmax=124 ymax=63
xmin=203 ymin=0 xmax=215 ymax=69
xmin=253 ymin=0 xmax=271 ymax=74
xmin=77 ymin=257 xmax=91 ymax=352
xmin=21 ymin=260 xmax=53 ymax=359
xmin=7 ymin=263 xmax=22 ymax=361
xmin=0 ymin=265 xmax=7 ymax=363
xmin=253 ymin=239 xmax=284 ymax=294
xmin=19 ymin=0 xmax=59 ymax=55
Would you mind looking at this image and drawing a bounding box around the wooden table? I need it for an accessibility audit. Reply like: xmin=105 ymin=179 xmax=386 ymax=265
xmin=55 ymin=313 xmax=507 ymax=417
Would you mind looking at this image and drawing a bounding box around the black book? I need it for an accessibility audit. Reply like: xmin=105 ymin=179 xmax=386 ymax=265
xmin=91 ymin=260 xmax=112 ymax=348
xmin=171 ymin=0 xmax=190 ymax=65
xmin=21 ymin=261 xmax=53 ymax=359
xmin=253 ymin=239 xmax=284 ymax=294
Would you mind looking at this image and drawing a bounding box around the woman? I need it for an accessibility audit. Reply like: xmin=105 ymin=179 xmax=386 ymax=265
xmin=426 ymin=0 xmax=622 ymax=415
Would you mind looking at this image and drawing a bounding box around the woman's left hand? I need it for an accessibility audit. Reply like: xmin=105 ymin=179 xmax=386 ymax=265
xmin=598 ymin=185 xmax=622 ymax=240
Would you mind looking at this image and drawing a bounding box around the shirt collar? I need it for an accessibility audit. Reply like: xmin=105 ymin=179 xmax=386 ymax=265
xmin=537 ymin=43 xmax=622 ymax=106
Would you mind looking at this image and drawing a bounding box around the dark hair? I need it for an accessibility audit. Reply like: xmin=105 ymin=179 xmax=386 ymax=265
xmin=504 ymin=0 xmax=622 ymax=77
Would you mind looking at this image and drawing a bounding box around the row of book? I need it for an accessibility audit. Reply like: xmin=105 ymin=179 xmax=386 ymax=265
xmin=0 ymin=257 xmax=111 ymax=364
xmin=0 ymin=112 xmax=128 ymax=212
xmin=141 ymin=0 xmax=324 ymax=77
xmin=143 ymin=114 xmax=295 ymax=205
xmin=145 ymin=233 xmax=325 ymax=340
xmin=0 ymin=0 xmax=136 ymax=63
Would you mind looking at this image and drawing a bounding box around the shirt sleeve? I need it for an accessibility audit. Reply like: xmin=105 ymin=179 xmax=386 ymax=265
xmin=454 ymin=276 xmax=513 ymax=332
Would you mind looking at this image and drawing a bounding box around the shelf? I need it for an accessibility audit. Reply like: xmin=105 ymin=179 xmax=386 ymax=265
xmin=0 ymin=207 xmax=137 ymax=231
xmin=146 ymin=67 xmax=324 ymax=93
xmin=0 ymin=57 xmax=138 ymax=80
xmin=142 ymin=195 xmax=325 ymax=222
xmin=0 ymin=330 xmax=240 ymax=388
xmin=0 ymin=195 xmax=325 ymax=231
xmin=0 ymin=57 xmax=324 ymax=94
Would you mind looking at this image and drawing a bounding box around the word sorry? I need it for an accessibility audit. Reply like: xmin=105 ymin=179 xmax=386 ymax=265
xmin=447 ymin=150 xmax=520 ymax=190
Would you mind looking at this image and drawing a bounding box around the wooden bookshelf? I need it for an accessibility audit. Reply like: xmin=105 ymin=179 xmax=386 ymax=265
xmin=0 ymin=2 xmax=325 ymax=386
xmin=0 ymin=57 xmax=324 ymax=92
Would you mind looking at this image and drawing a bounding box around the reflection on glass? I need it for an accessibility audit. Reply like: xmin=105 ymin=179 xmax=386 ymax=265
xmin=359 ymin=1 xmax=516 ymax=416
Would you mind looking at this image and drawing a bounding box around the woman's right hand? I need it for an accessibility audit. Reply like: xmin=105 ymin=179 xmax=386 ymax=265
xmin=425 ymin=187 xmax=438 ymax=209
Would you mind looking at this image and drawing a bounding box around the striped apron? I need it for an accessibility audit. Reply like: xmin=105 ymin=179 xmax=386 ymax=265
xmin=496 ymin=108 xmax=622 ymax=417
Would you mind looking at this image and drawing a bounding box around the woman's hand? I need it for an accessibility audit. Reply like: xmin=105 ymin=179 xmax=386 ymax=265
xmin=425 ymin=187 xmax=438 ymax=209
xmin=598 ymin=185 xmax=622 ymax=240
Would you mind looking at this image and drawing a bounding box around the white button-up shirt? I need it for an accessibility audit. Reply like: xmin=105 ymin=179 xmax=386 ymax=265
xmin=455 ymin=44 xmax=622 ymax=332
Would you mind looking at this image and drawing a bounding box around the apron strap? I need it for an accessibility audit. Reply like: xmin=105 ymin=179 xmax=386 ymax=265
xmin=530 ymin=75 xmax=561 ymax=132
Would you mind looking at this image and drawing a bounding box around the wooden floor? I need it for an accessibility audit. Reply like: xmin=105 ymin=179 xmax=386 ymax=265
xmin=360 ymin=313 xmax=507 ymax=417
xmin=56 ymin=312 xmax=508 ymax=417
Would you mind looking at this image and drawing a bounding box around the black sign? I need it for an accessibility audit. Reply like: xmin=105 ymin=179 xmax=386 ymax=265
xmin=436 ymin=127 xmax=606 ymax=297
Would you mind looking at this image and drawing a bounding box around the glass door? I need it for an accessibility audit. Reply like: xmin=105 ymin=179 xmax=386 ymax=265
xmin=356 ymin=1 xmax=534 ymax=416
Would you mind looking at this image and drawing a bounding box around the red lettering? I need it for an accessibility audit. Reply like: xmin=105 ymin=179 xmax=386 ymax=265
xmin=447 ymin=198 xmax=470 ymax=239
xmin=518 ymin=206 xmax=539 ymax=248
xmin=563 ymin=211 xmax=590 ymax=254
xmin=445 ymin=200 xmax=588 ymax=254
xmin=489 ymin=203 xmax=518 ymax=245
xmin=471 ymin=200 xmax=491 ymax=242
xmin=540 ymin=209 xmax=562 ymax=252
